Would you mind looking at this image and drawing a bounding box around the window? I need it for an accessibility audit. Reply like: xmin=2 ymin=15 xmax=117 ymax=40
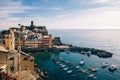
xmin=30 ymin=59 xmax=33 ymax=62
xmin=9 ymin=57 xmax=14 ymax=60
xmin=23 ymin=57 xmax=28 ymax=61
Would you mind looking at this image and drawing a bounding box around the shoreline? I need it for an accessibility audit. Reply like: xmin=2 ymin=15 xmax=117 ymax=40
xmin=34 ymin=63 xmax=49 ymax=80
xmin=22 ymin=45 xmax=113 ymax=58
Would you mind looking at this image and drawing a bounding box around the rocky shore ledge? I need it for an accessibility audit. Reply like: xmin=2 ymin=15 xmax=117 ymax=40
xmin=23 ymin=45 xmax=113 ymax=58
xmin=69 ymin=46 xmax=113 ymax=58
xmin=34 ymin=64 xmax=49 ymax=80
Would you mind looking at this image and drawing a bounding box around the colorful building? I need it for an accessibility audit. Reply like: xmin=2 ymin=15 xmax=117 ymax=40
xmin=0 ymin=29 xmax=35 ymax=78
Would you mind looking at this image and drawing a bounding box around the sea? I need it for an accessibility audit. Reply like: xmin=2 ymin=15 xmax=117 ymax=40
xmin=31 ymin=29 xmax=120 ymax=80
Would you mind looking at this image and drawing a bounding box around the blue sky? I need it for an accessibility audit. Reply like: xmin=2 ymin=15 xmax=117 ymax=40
xmin=0 ymin=0 xmax=120 ymax=29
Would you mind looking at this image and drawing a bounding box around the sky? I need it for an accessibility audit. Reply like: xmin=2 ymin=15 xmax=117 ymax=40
xmin=0 ymin=0 xmax=120 ymax=29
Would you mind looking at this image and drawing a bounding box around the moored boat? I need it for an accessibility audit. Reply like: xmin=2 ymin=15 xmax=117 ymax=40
xmin=109 ymin=65 xmax=117 ymax=71
xmin=75 ymin=66 xmax=80 ymax=69
xmin=56 ymin=61 xmax=60 ymax=64
xmin=63 ymin=67 xmax=68 ymax=71
xmin=89 ymin=74 xmax=94 ymax=78
xmin=67 ymin=70 xmax=72 ymax=74
xmin=60 ymin=63 xmax=63 ymax=66
xmin=88 ymin=67 xmax=98 ymax=72
xmin=78 ymin=68 xmax=83 ymax=72
xmin=101 ymin=63 xmax=107 ymax=68
xmin=82 ymin=70 xmax=89 ymax=75
xmin=91 ymin=68 xmax=98 ymax=72
xmin=61 ymin=65 xmax=66 ymax=68
xmin=79 ymin=61 xmax=85 ymax=65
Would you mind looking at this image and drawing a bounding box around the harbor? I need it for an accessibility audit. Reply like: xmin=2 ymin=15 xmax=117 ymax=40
xmin=31 ymin=50 xmax=119 ymax=80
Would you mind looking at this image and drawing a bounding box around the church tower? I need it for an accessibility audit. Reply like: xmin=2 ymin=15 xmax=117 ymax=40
xmin=5 ymin=29 xmax=15 ymax=50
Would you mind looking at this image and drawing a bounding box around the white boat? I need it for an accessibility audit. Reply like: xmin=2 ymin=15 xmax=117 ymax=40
xmin=75 ymin=66 xmax=80 ymax=69
xmin=63 ymin=67 xmax=68 ymax=71
xmin=82 ymin=70 xmax=89 ymax=75
xmin=101 ymin=63 xmax=107 ymax=68
xmin=80 ymin=61 xmax=85 ymax=65
xmin=61 ymin=65 xmax=65 ymax=68
xmin=93 ymin=76 xmax=97 ymax=79
xmin=60 ymin=63 xmax=63 ymax=66
xmin=109 ymin=65 xmax=117 ymax=71
xmin=67 ymin=70 xmax=72 ymax=74
xmin=78 ymin=68 xmax=83 ymax=72
xmin=56 ymin=61 xmax=60 ymax=64
xmin=91 ymin=68 xmax=98 ymax=72
xmin=89 ymin=74 xmax=94 ymax=78
xmin=88 ymin=67 xmax=98 ymax=72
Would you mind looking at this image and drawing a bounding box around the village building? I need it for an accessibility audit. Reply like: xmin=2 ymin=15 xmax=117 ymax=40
xmin=0 ymin=29 xmax=36 ymax=79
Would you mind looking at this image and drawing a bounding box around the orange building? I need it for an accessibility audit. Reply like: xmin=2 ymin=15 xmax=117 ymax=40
xmin=38 ymin=35 xmax=52 ymax=49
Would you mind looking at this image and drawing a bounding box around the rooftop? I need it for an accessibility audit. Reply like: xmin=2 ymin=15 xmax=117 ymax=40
xmin=0 ymin=46 xmax=8 ymax=52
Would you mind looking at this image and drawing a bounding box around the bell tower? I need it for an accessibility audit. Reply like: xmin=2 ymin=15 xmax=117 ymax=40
xmin=5 ymin=29 xmax=15 ymax=50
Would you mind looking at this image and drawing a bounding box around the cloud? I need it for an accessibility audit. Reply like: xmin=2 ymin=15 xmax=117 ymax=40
xmin=89 ymin=0 xmax=113 ymax=4
xmin=50 ymin=7 xmax=63 ymax=11
xmin=74 ymin=0 xmax=120 ymax=6
xmin=43 ymin=4 xmax=120 ymax=29
xmin=0 ymin=0 xmax=37 ymax=19
xmin=1 ymin=0 xmax=120 ymax=29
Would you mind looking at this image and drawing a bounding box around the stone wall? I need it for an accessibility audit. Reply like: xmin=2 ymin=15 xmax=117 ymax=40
xmin=20 ymin=53 xmax=34 ymax=74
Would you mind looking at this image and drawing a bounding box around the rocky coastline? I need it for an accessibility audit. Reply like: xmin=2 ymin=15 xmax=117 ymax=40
xmin=34 ymin=63 xmax=49 ymax=80
xmin=23 ymin=44 xmax=113 ymax=58
xmin=69 ymin=46 xmax=113 ymax=58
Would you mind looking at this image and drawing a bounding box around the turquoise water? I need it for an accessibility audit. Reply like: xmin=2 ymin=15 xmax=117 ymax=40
xmin=32 ymin=30 xmax=120 ymax=80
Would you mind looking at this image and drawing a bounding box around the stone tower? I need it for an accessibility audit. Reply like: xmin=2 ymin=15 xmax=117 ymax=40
xmin=30 ymin=21 xmax=34 ymax=26
xmin=5 ymin=29 xmax=15 ymax=50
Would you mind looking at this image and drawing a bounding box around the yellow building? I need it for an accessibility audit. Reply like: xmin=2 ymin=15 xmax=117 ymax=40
xmin=5 ymin=29 xmax=15 ymax=50
xmin=0 ymin=29 xmax=35 ymax=76
xmin=20 ymin=25 xmax=26 ymax=31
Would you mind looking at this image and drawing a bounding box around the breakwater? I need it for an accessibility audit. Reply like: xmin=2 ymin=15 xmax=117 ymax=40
xmin=22 ymin=45 xmax=113 ymax=58
xmin=69 ymin=46 xmax=113 ymax=58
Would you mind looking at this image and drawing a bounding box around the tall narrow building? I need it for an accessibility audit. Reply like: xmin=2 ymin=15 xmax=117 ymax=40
xmin=5 ymin=29 xmax=15 ymax=50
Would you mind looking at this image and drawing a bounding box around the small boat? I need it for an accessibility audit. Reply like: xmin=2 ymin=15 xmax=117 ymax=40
xmin=67 ymin=61 xmax=73 ymax=66
xmin=93 ymin=76 xmax=97 ymax=79
xmin=101 ymin=63 xmax=107 ymax=68
xmin=75 ymin=66 xmax=80 ymax=69
xmin=79 ymin=61 xmax=85 ymax=65
xmin=78 ymin=68 xmax=83 ymax=72
xmin=56 ymin=61 xmax=60 ymax=64
xmin=61 ymin=65 xmax=66 ymax=68
xmin=63 ymin=67 xmax=68 ymax=71
xmin=88 ymin=67 xmax=93 ymax=70
xmin=89 ymin=74 xmax=94 ymax=78
xmin=80 ymin=51 xmax=85 ymax=54
xmin=60 ymin=63 xmax=63 ymax=66
xmin=87 ymin=51 xmax=91 ymax=57
xmin=91 ymin=68 xmax=98 ymax=72
xmin=88 ymin=67 xmax=98 ymax=72
xmin=67 ymin=70 xmax=72 ymax=74
xmin=82 ymin=70 xmax=89 ymax=75
xmin=109 ymin=65 xmax=117 ymax=71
